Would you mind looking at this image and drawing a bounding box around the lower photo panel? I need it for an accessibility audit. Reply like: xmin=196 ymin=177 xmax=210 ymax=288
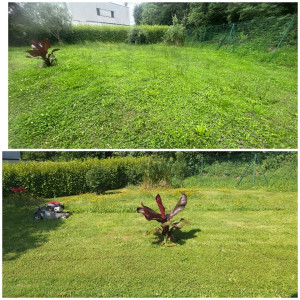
xmin=2 ymin=150 xmax=298 ymax=298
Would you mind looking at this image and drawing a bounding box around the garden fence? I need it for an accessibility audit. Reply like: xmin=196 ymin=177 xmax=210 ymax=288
xmin=189 ymin=152 xmax=297 ymax=190
xmin=186 ymin=14 xmax=297 ymax=59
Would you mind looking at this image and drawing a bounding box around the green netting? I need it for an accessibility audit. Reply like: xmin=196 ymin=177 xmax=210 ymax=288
xmin=187 ymin=152 xmax=297 ymax=191
xmin=186 ymin=14 xmax=297 ymax=57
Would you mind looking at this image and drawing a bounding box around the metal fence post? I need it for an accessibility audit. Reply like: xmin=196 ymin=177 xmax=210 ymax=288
xmin=200 ymin=157 xmax=204 ymax=184
xmin=270 ymin=14 xmax=296 ymax=61
xmin=253 ymin=154 xmax=257 ymax=183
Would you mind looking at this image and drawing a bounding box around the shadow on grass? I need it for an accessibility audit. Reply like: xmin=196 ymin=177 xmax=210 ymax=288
xmin=173 ymin=228 xmax=202 ymax=245
xmin=291 ymin=293 xmax=298 ymax=298
xmin=151 ymin=228 xmax=201 ymax=246
xmin=104 ymin=191 xmax=122 ymax=195
xmin=2 ymin=204 xmax=64 ymax=261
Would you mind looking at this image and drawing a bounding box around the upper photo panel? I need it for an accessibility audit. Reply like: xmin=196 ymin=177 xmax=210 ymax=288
xmin=8 ymin=2 xmax=297 ymax=149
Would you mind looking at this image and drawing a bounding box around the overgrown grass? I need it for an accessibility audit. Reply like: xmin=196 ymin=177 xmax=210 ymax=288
xmin=3 ymin=187 xmax=297 ymax=297
xmin=8 ymin=42 xmax=297 ymax=148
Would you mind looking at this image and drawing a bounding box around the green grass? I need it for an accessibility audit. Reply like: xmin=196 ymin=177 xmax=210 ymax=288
xmin=3 ymin=187 xmax=297 ymax=297
xmin=8 ymin=42 xmax=297 ymax=148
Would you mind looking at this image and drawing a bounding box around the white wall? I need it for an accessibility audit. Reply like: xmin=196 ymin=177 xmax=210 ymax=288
xmin=68 ymin=2 xmax=130 ymax=26
xmin=2 ymin=151 xmax=21 ymax=163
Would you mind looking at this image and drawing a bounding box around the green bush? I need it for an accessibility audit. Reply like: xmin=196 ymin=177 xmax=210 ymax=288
xmin=140 ymin=25 xmax=169 ymax=44
xmin=164 ymin=16 xmax=186 ymax=46
xmin=86 ymin=165 xmax=127 ymax=194
xmin=127 ymin=27 xmax=148 ymax=44
xmin=143 ymin=158 xmax=171 ymax=188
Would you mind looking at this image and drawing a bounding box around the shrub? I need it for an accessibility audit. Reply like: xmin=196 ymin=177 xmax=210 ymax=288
xmin=143 ymin=158 xmax=172 ymax=188
xmin=127 ymin=26 xmax=148 ymax=44
xmin=164 ymin=15 xmax=186 ymax=46
xmin=140 ymin=25 xmax=169 ymax=44
xmin=86 ymin=166 xmax=111 ymax=194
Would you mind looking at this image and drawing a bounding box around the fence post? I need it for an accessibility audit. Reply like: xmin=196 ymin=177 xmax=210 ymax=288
xmin=253 ymin=154 xmax=257 ymax=183
xmin=256 ymin=155 xmax=269 ymax=185
xmin=232 ymin=23 xmax=236 ymax=52
xmin=218 ymin=24 xmax=234 ymax=50
xmin=237 ymin=156 xmax=254 ymax=186
xmin=200 ymin=157 xmax=204 ymax=184
xmin=270 ymin=14 xmax=296 ymax=61
xmin=238 ymin=154 xmax=268 ymax=186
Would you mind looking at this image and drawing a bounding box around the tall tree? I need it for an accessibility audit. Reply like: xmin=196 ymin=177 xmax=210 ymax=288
xmin=8 ymin=2 xmax=72 ymax=45
xmin=26 ymin=2 xmax=72 ymax=45
xmin=133 ymin=3 xmax=143 ymax=25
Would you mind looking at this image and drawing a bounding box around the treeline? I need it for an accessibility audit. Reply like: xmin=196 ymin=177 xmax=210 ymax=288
xmin=134 ymin=2 xmax=297 ymax=27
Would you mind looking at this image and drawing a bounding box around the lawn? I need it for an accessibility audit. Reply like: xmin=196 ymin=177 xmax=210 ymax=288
xmin=8 ymin=42 xmax=297 ymax=149
xmin=3 ymin=187 xmax=297 ymax=297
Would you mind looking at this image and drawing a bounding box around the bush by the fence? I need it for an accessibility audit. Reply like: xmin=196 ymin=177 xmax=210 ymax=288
xmin=2 ymin=157 xmax=151 ymax=198
xmin=164 ymin=16 xmax=186 ymax=46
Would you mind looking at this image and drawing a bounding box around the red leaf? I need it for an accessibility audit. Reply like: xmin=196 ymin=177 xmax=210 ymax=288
xmin=41 ymin=39 xmax=51 ymax=52
xmin=137 ymin=202 xmax=164 ymax=222
xmin=155 ymin=194 xmax=166 ymax=219
xmin=29 ymin=38 xmax=42 ymax=50
xmin=168 ymin=193 xmax=187 ymax=220
xmin=26 ymin=49 xmax=42 ymax=57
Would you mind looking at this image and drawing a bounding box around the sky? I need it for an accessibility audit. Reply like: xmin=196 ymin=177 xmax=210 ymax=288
xmin=127 ymin=2 xmax=138 ymax=25
xmin=112 ymin=1 xmax=139 ymax=25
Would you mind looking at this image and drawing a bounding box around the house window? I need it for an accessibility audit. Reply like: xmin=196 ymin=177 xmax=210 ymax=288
xmin=96 ymin=8 xmax=114 ymax=18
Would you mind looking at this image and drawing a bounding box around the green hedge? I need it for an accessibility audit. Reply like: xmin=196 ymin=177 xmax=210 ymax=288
xmin=68 ymin=25 xmax=130 ymax=44
xmin=9 ymin=24 xmax=171 ymax=46
xmin=69 ymin=25 xmax=169 ymax=44
xmin=2 ymin=157 xmax=151 ymax=198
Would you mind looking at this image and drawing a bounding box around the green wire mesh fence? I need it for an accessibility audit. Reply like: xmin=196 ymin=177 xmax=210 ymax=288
xmin=186 ymin=14 xmax=297 ymax=60
xmin=186 ymin=152 xmax=297 ymax=191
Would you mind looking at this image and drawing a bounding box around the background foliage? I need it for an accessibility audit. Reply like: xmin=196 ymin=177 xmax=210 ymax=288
xmin=2 ymin=152 xmax=297 ymax=199
xmin=133 ymin=2 xmax=297 ymax=27
xmin=8 ymin=2 xmax=297 ymax=47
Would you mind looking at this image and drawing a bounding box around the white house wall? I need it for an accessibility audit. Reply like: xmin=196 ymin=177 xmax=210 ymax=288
xmin=2 ymin=151 xmax=21 ymax=163
xmin=67 ymin=2 xmax=130 ymax=26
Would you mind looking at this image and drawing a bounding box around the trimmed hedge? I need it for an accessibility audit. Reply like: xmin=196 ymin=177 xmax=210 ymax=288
xmin=9 ymin=24 xmax=171 ymax=46
xmin=68 ymin=25 xmax=130 ymax=44
xmin=69 ymin=25 xmax=169 ymax=44
xmin=2 ymin=157 xmax=151 ymax=198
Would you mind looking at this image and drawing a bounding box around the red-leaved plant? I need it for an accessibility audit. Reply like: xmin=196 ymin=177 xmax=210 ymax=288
xmin=137 ymin=193 xmax=189 ymax=245
xmin=26 ymin=38 xmax=60 ymax=67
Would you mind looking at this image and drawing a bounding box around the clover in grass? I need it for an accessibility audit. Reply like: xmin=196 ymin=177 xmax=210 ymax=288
xmin=137 ymin=193 xmax=189 ymax=245
xmin=26 ymin=38 xmax=60 ymax=67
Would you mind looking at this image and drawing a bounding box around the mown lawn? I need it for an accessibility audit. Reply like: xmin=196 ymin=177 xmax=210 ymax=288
xmin=3 ymin=187 xmax=297 ymax=297
xmin=8 ymin=42 xmax=297 ymax=149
